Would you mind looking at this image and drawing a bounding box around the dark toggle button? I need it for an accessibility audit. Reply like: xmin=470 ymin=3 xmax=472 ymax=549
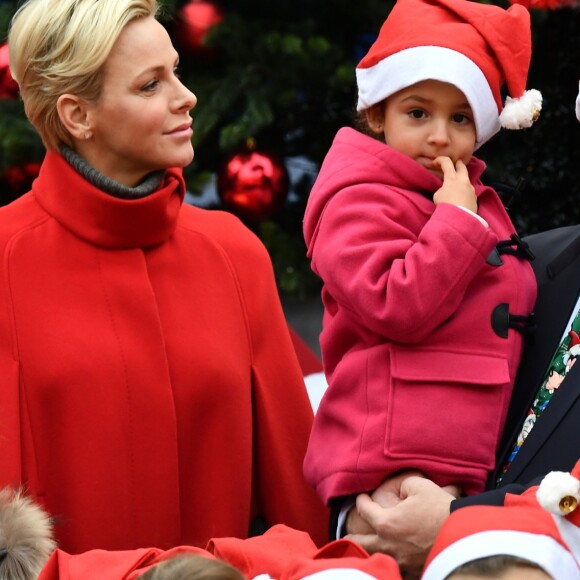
xmin=486 ymin=234 xmax=536 ymax=266
xmin=486 ymin=247 xmax=503 ymax=266
xmin=491 ymin=303 xmax=536 ymax=340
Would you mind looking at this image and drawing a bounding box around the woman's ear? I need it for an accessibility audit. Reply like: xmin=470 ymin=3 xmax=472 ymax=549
xmin=56 ymin=94 xmax=93 ymax=141
xmin=364 ymin=104 xmax=385 ymax=134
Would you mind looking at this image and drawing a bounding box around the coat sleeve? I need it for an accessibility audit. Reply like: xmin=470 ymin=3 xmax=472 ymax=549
xmin=450 ymin=478 xmax=544 ymax=511
xmin=220 ymin=217 xmax=329 ymax=547
xmin=310 ymin=187 xmax=498 ymax=343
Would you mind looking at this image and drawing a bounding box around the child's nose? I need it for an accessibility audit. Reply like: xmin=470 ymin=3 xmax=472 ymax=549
xmin=427 ymin=120 xmax=451 ymax=145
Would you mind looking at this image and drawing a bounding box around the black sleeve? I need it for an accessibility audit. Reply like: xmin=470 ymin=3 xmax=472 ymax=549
xmin=329 ymin=495 xmax=358 ymax=540
xmin=450 ymin=476 xmax=545 ymax=512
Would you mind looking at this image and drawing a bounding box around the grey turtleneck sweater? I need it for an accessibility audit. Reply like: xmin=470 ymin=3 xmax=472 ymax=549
xmin=60 ymin=145 xmax=165 ymax=199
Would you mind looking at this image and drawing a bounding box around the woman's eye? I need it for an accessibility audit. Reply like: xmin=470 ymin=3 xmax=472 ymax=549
xmin=142 ymin=79 xmax=159 ymax=91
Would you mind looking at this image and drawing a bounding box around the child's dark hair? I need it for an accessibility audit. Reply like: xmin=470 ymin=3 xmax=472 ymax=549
xmin=138 ymin=555 xmax=246 ymax=580
xmin=353 ymin=98 xmax=386 ymax=143
xmin=446 ymin=555 xmax=550 ymax=579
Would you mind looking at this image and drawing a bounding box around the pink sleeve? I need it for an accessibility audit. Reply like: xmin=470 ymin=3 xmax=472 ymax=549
xmin=312 ymin=191 xmax=497 ymax=343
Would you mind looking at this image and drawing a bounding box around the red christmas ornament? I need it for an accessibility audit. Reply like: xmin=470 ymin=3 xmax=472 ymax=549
xmin=1 ymin=162 xmax=41 ymax=203
xmin=217 ymin=150 xmax=289 ymax=222
xmin=173 ymin=0 xmax=224 ymax=55
xmin=0 ymin=44 xmax=19 ymax=99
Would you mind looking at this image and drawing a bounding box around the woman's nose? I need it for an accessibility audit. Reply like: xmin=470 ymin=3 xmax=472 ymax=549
xmin=175 ymin=80 xmax=197 ymax=112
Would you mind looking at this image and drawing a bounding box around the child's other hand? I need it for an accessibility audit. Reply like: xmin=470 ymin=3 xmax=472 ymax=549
xmin=432 ymin=156 xmax=477 ymax=214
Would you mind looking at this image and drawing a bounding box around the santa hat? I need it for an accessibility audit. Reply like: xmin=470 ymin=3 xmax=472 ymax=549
xmin=254 ymin=538 xmax=402 ymax=580
xmin=208 ymin=524 xmax=401 ymax=580
xmin=422 ymin=460 xmax=580 ymax=580
xmin=356 ymin=0 xmax=542 ymax=148
xmin=278 ymin=540 xmax=402 ymax=580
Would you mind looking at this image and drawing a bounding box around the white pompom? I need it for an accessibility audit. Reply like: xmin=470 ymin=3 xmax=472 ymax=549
xmin=536 ymin=471 xmax=580 ymax=515
xmin=499 ymin=88 xmax=543 ymax=130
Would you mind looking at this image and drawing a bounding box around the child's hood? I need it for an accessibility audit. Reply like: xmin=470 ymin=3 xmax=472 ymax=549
xmin=303 ymin=127 xmax=402 ymax=257
xmin=303 ymin=127 xmax=486 ymax=257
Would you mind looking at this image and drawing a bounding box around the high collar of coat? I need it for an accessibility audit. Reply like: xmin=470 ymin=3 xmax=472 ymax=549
xmin=32 ymin=151 xmax=186 ymax=250
xmin=303 ymin=126 xmax=487 ymax=252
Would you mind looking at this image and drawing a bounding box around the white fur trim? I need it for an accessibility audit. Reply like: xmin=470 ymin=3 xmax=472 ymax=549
xmin=422 ymin=530 xmax=580 ymax=580
xmin=499 ymin=89 xmax=542 ymax=130
xmin=299 ymin=570 xmax=379 ymax=580
xmin=553 ymin=514 xmax=580 ymax=567
xmin=537 ymin=471 xmax=580 ymax=515
xmin=355 ymin=46 xmax=499 ymax=148
xmin=252 ymin=572 xmax=378 ymax=580
xmin=576 ymin=81 xmax=580 ymax=122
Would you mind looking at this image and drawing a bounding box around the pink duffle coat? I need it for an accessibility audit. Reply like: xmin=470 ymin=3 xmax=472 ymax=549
xmin=303 ymin=128 xmax=537 ymax=504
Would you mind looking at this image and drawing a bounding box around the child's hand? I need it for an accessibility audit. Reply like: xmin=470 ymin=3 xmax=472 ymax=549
xmin=432 ymin=156 xmax=477 ymax=214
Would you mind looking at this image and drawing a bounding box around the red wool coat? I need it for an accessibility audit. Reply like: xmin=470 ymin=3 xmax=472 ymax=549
xmin=0 ymin=151 xmax=327 ymax=553
xmin=303 ymin=128 xmax=537 ymax=504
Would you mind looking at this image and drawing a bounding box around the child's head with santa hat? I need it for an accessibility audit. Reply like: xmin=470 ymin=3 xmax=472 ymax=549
xmin=356 ymin=0 xmax=542 ymax=150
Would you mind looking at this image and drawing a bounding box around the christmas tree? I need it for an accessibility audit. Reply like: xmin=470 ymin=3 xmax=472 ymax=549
xmin=0 ymin=0 xmax=580 ymax=296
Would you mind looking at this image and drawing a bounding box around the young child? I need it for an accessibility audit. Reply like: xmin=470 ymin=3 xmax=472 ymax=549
xmin=303 ymin=0 xmax=542 ymax=507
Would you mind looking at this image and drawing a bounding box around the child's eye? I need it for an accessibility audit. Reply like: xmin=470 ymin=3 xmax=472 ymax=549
xmin=408 ymin=109 xmax=426 ymax=120
xmin=173 ymin=66 xmax=181 ymax=79
xmin=453 ymin=113 xmax=472 ymax=124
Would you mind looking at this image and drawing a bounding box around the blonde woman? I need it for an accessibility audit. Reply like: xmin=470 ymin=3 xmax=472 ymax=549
xmin=0 ymin=0 xmax=327 ymax=555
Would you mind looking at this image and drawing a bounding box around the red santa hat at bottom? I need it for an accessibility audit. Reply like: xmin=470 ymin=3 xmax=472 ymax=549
xmin=422 ymin=459 xmax=580 ymax=580
xmin=273 ymin=540 xmax=401 ymax=580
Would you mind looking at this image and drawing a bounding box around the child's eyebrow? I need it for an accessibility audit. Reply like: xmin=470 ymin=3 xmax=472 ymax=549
xmin=400 ymin=94 xmax=431 ymax=104
xmin=400 ymin=94 xmax=472 ymax=111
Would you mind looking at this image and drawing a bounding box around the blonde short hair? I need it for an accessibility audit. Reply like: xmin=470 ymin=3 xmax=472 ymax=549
xmin=138 ymin=555 xmax=246 ymax=580
xmin=8 ymin=0 xmax=159 ymax=150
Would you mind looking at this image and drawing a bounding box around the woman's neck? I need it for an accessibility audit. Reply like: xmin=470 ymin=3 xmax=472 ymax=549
xmin=59 ymin=145 xmax=164 ymax=199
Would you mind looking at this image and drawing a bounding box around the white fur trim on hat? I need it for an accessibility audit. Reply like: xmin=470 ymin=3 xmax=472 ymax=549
xmin=421 ymin=529 xmax=580 ymax=580
xmin=298 ymin=570 xmax=380 ymax=580
xmin=355 ymin=46 xmax=499 ymax=149
xmin=499 ymin=89 xmax=542 ymax=130
xmin=554 ymin=515 xmax=580 ymax=568
xmin=253 ymin=571 xmax=380 ymax=580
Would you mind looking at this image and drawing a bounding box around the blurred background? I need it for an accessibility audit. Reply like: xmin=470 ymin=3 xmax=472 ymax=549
xmin=0 ymin=0 xmax=579 ymax=354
